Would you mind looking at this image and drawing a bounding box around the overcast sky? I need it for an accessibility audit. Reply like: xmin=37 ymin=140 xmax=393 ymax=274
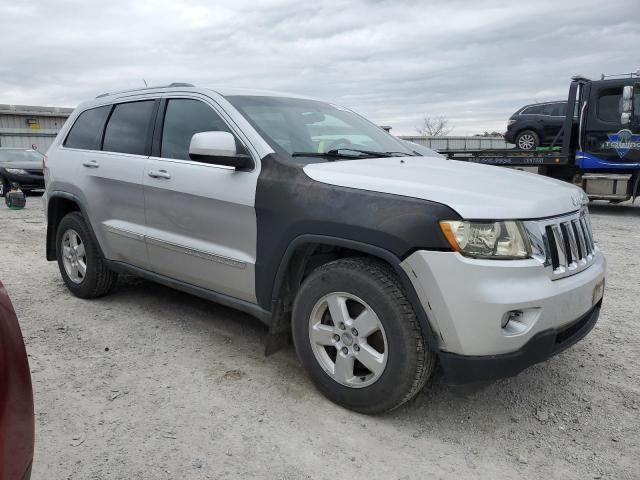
xmin=1 ymin=0 xmax=639 ymax=135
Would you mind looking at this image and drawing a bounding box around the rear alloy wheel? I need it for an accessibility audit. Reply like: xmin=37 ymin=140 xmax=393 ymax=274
xmin=292 ymin=257 xmax=435 ymax=414
xmin=61 ymin=229 xmax=87 ymax=284
xmin=56 ymin=212 xmax=118 ymax=298
xmin=516 ymin=130 xmax=539 ymax=150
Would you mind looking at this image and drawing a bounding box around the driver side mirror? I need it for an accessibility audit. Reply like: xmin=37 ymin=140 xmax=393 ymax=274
xmin=189 ymin=131 xmax=253 ymax=170
xmin=621 ymin=85 xmax=633 ymax=125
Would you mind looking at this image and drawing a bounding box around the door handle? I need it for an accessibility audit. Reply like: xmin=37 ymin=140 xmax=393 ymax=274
xmin=82 ymin=160 xmax=99 ymax=168
xmin=148 ymin=170 xmax=171 ymax=179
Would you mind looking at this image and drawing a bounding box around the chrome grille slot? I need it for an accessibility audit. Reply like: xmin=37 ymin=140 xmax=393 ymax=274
xmin=526 ymin=208 xmax=596 ymax=279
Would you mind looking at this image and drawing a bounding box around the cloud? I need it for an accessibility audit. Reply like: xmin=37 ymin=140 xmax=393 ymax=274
xmin=1 ymin=0 xmax=638 ymax=134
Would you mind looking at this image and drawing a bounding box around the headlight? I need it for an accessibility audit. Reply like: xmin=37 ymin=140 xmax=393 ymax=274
xmin=5 ymin=168 xmax=28 ymax=175
xmin=507 ymin=119 xmax=516 ymax=126
xmin=440 ymin=220 xmax=531 ymax=259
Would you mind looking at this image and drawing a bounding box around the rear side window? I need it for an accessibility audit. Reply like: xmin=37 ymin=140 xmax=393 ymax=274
xmin=161 ymin=99 xmax=230 ymax=160
xmin=103 ymin=101 xmax=155 ymax=155
xmin=597 ymin=88 xmax=622 ymax=123
xmin=64 ymin=106 xmax=110 ymax=150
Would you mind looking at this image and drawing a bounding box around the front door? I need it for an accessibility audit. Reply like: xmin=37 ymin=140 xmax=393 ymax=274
xmin=143 ymin=96 xmax=259 ymax=303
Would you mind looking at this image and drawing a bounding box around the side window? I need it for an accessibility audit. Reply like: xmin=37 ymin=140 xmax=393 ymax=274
xmin=556 ymin=103 xmax=568 ymax=116
xmin=161 ymin=99 xmax=231 ymax=160
xmin=546 ymin=103 xmax=566 ymax=116
xmin=541 ymin=104 xmax=555 ymax=115
xmin=102 ymin=100 xmax=155 ymax=155
xmin=64 ymin=106 xmax=110 ymax=150
xmin=522 ymin=105 xmax=543 ymax=115
xmin=597 ymin=88 xmax=623 ymax=123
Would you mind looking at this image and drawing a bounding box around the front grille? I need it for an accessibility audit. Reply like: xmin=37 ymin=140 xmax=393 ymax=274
xmin=544 ymin=209 xmax=595 ymax=274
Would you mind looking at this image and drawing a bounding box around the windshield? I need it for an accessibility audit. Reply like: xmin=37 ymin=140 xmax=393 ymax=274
xmin=0 ymin=149 xmax=43 ymax=163
xmin=226 ymin=95 xmax=413 ymax=160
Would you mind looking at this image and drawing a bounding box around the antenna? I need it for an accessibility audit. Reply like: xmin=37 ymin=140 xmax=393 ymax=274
xmin=143 ymin=79 xmax=148 ymax=87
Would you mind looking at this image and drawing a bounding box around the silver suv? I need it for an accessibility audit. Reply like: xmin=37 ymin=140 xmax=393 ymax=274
xmin=44 ymin=84 xmax=606 ymax=413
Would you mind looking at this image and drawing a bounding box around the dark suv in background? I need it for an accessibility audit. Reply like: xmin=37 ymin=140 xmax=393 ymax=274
xmin=505 ymin=101 xmax=567 ymax=150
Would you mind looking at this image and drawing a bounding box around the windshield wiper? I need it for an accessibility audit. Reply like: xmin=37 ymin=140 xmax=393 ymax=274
xmin=292 ymin=148 xmax=415 ymax=159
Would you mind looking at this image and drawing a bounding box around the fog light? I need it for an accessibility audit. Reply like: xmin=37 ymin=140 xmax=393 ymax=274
xmin=502 ymin=310 xmax=523 ymax=329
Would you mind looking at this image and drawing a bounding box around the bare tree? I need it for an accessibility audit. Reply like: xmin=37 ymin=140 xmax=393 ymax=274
xmin=415 ymin=115 xmax=452 ymax=137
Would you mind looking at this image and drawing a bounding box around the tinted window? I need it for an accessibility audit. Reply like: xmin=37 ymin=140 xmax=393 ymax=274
xmin=543 ymin=103 xmax=566 ymax=116
xmin=541 ymin=104 xmax=555 ymax=115
xmin=597 ymin=88 xmax=622 ymax=123
xmin=522 ymin=105 xmax=543 ymax=115
xmin=161 ymin=99 xmax=230 ymax=160
xmin=556 ymin=103 xmax=567 ymax=116
xmin=64 ymin=106 xmax=110 ymax=150
xmin=102 ymin=101 xmax=155 ymax=155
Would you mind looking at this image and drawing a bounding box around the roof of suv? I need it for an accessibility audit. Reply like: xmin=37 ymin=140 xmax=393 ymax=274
xmin=74 ymin=84 xmax=323 ymax=113
xmin=92 ymin=84 xmax=315 ymax=102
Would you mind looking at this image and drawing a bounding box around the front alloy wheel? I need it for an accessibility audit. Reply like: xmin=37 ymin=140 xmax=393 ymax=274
xmin=309 ymin=292 xmax=388 ymax=388
xmin=292 ymin=257 xmax=435 ymax=414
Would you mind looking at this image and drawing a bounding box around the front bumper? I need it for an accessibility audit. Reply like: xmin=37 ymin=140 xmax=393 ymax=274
xmin=504 ymin=127 xmax=516 ymax=144
xmin=439 ymin=301 xmax=601 ymax=385
xmin=401 ymin=249 xmax=606 ymax=382
xmin=5 ymin=172 xmax=44 ymax=190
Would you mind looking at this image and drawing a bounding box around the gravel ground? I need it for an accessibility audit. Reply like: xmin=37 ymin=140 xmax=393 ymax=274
xmin=1 ymin=198 xmax=639 ymax=480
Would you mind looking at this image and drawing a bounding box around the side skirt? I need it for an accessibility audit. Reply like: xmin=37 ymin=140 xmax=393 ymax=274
xmin=105 ymin=260 xmax=272 ymax=326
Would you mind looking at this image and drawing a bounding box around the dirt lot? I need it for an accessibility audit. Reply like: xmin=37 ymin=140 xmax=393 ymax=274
xmin=1 ymin=198 xmax=639 ymax=480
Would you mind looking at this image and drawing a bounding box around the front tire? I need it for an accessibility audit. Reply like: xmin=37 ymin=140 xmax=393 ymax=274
xmin=516 ymin=130 xmax=539 ymax=150
xmin=56 ymin=212 xmax=118 ymax=298
xmin=292 ymin=257 xmax=435 ymax=414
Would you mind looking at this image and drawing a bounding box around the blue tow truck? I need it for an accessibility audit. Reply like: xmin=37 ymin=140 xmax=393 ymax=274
xmin=445 ymin=71 xmax=640 ymax=203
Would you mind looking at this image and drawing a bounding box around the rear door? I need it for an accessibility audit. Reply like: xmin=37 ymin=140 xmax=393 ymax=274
xmin=66 ymin=98 xmax=157 ymax=268
xmin=143 ymin=95 xmax=259 ymax=302
xmin=583 ymin=80 xmax=640 ymax=164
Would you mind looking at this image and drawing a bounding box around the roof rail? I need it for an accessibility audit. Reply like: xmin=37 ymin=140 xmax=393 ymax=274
xmin=95 ymin=82 xmax=195 ymax=98
xmin=600 ymin=70 xmax=640 ymax=80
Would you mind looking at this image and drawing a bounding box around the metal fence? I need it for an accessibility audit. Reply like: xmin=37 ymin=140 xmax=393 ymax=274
xmin=399 ymin=135 xmax=512 ymax=152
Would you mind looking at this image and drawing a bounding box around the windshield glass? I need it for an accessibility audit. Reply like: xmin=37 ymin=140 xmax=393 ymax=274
xmin=226 ymin=96 xmax=413 ymax=159
xmin=0 ymin=149 xmax=43 ymax=162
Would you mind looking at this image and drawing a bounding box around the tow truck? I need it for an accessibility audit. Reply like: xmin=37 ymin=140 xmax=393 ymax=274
xmin=444 ymin=72 xmax=640 ymax=203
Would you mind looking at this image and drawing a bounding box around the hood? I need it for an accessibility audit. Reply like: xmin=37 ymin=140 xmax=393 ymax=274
xmin=303 ymin=156 xmax=586 ymax=219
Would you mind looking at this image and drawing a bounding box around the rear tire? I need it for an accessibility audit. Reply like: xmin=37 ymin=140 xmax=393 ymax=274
xmin=292 ymin=257 xmax=435 ymax=414
xmin=516 ymin=130 xmax=539 ymax=150
xmin=56 ymin=212 xmax=118 ymax=298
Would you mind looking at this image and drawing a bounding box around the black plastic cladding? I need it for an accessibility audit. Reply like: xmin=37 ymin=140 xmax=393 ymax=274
xmin=254 ymin=153 xmax=461 ymax=310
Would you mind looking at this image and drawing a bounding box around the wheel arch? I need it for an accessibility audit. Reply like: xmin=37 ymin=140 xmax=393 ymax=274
xmin=267 ymin=234 xmax=440 ymax=352
xmin=46 ymin=192 xmax=104 ymax=261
